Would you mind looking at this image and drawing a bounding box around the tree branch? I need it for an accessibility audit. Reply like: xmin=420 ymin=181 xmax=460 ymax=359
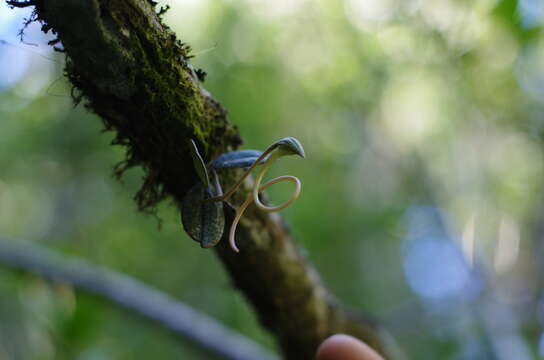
xmin=8 ymin=0 xmax=398 ymax=358
xmin=0 ymin=238 xmax=278 ymax=360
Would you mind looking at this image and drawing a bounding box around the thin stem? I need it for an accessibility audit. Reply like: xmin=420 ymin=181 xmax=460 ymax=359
xmin=206 ymin=144 xmax=277 ymax=203
xmin=252 ymin=154 xmax=301 ymax=212
xmin=211 ymin=169 xmax=223 ymax=196
xmin=229 ymin=174 xmax=301 ymax=252
xmin=229 ymin=195 xmax=254 ymax=253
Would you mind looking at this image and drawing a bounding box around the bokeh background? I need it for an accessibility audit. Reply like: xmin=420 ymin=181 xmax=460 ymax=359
xmin=1 ymin=0 xmax=544 ymax=359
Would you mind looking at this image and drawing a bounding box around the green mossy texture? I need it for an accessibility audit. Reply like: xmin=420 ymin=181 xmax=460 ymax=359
xmin=41 ymin=0 xmax=241 ymax=213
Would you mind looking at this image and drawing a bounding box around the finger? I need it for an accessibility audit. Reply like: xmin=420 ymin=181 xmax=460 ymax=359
xmin=316 ymin=334 xmax=385 ymax=360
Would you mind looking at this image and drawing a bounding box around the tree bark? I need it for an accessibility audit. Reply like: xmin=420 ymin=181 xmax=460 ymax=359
xmin=7 ymin=0 xmax=398 ymax=358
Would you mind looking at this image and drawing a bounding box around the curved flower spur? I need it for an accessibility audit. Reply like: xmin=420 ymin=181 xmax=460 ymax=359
xmin=181 ymin=138 xmax=305 ymax=252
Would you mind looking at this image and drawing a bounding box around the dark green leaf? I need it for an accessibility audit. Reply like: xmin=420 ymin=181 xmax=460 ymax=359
xmin=210 ymin=150 xmax=266 ymax=169
xmin=181 ymin=183 xmax=224 ymax=248
xmin=188 ymin=139 xmax=210 ymax=187
xmin=274 ymin=137 xmax=305 ymax=158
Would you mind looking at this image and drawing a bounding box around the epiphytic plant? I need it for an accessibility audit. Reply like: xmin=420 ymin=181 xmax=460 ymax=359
xmin=181 ymin=137 xmax=305 ymax=252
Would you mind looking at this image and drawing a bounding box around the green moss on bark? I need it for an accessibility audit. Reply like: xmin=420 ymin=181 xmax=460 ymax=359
xmin=36 ymin=0 xmax=241 ymax=213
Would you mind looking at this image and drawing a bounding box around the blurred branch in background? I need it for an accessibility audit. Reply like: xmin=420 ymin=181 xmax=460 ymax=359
xmin=0 ymin=237 xmax=278 ymax=360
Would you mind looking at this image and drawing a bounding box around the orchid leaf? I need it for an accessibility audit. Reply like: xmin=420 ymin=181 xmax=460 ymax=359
xmin=181 ymin=182 xmax=224 ymax=248
xmin=210 ymin=150 xmax=267 ymax=169
xmin=273 ymin=137 xmax=305 ymax=158
xmin=188 ymin=139 xmax=210 ymax=187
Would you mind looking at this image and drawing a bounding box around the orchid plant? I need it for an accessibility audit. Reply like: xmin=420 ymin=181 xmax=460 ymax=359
xmin=181 ymin=137 xmax=305 ymax=253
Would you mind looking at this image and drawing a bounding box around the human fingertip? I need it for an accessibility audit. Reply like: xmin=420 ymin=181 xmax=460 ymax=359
xmin=316 ymin=334 xmax=384 ymax=360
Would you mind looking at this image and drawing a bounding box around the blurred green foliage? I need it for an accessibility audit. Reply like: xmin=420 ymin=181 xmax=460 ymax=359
xmin=1 ymin=0 xmax=544 ymax=359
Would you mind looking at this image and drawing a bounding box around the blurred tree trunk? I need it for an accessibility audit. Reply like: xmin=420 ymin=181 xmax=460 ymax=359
xmin=7 ymin=0 xmax=397 ymax=358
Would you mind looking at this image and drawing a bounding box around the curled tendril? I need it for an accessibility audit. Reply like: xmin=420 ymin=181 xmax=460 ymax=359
xmin=207 ymin=138 xmax=304 ymax=253
xmin=229 ymin=157 xmax=301 ymax=253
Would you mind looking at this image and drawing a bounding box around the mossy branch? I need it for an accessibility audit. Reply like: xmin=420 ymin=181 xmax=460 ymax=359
xmin=7 ymin=0 xmax=398 ymax=358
